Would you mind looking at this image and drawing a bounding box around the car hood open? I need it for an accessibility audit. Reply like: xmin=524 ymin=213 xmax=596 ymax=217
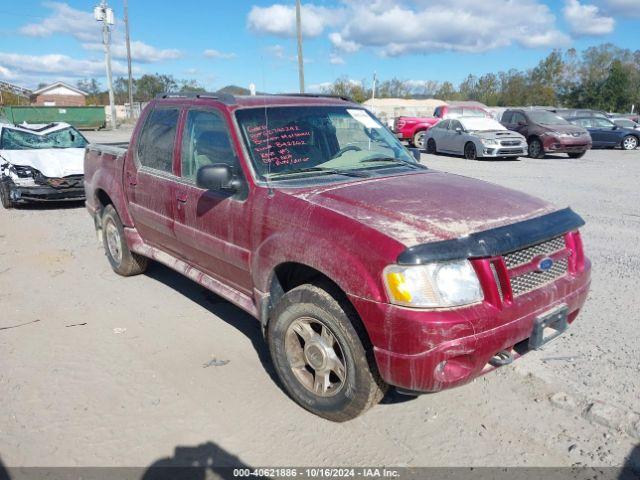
xmin=0 ymin=148 xmax=84 ymax=178
xmin=290 ymin=171 xmax=558 ymax=246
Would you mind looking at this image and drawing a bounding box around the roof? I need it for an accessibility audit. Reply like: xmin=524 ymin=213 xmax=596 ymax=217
xmin=446 ymin=100 xmax=488 ymax=108
xmin=155 ymin=92 xmax=359 ymax=108
xmin=0 ymin=121 xmax=72 ymax=134
xmin=32 ymin=82 xmax=88 ymax=96
xmin=363 ymin=98 xmax=446 ymax=108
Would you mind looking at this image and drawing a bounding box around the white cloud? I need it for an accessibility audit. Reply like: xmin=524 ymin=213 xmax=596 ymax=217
xmin=0 ymin=52 xmax=130 ymax=77
xmin=564 ymin=0 xmax=615 ymax=35
xmin=329 ymin=53 xmax=345 ymax=65
xmin=252 ymin=0 xmax=572 ymax=57
xmin=0 ymin=65 xmax=17 ymax=80
xmin=203 ymin=49 xmax=237 ymax=59
xmin=19 ymin=2 xmax=182 ymax=64
xmin=82 ymin=41 xmax=182 ymax=63
xmin=598 ymin=0 xmax=640 ymax=16
xmin=247 ymin=3 xmax=342 ymax=37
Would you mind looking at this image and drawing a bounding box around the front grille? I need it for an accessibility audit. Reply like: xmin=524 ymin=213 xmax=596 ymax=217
xmin=501 ymin=140 xmax=520 ymax=146
xmin=497 ymin=148 xmax=524 ymax=155
xmin=46 ymin=175 xmax=84 ymax=189
xmin=503 ymin=236 xmax=568 ymax=297
xmin=503 ymin=236 xmax=565 ymax=269
xmin=510 ymin=259 xmax=568 ymax=296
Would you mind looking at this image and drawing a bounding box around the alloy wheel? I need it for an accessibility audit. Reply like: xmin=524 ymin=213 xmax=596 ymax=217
xmin=285 ymin=317 xmax=347 ymax=397
xmin=622 ymin=136 xmax=638 ymax=150
xmin=104 ymin=220 xmax=123 ymax=265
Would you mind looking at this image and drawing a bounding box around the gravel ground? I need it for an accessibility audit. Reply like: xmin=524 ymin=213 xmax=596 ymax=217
xmin=0 ymin=129 xmax=638 ymax=472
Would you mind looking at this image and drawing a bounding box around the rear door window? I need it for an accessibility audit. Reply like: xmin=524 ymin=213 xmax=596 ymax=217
xmin=513 ymin=112 xmax=527 ymax=125
xmin=136 ymin=108 xmax=180 ymax=174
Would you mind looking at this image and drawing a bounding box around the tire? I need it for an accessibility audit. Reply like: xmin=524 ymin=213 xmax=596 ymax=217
xmin=101 ymin=204 xmax=148 ymax=276
xmin=528 ymin=138 xmax=544 ymax=158
xmin=413 ymin=131 xmax=426 ymax=151
xmin=0 ymin=180 xmax=14 ymax=209
xmin=464 ymin=142 xmax=478 ymax=160
xmin=267 ymin=283 xmax=387 ymax=422
xmin=622 ymin=135 xmax=638 ymax=150
xmin=568 ymin=151 xmax=586 ymax=159
xmin=426 ymin=138 xmax=437 ymax=154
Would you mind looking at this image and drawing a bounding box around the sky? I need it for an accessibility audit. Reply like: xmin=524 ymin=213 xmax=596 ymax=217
xmin=0 ymin=0 xmax=638 ymax=93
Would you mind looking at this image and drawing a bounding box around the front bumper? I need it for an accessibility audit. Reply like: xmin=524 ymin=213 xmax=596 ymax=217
xmin=349 ymin=261 xmax=590 ymax=393
xmin=481 ymin=146 xmax=526 ymax=157
xmin=8 ymin=183 xmax=85 ymax=203
xmin=542 ymin=136 xmax=591 ymax=153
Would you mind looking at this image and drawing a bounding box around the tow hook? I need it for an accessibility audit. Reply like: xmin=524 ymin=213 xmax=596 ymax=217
xmin=489 ymin=350 xmax=514 ymax=367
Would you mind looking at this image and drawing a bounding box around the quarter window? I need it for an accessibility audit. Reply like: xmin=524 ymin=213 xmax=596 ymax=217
xmin=136 ymin=108 xmax=179 ymax=173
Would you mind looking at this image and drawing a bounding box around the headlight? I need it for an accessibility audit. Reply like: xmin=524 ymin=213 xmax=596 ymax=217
xmin=383 ymin=260 xmax=483 ymax=308
xmin=481 ymin=138 xmax=498 ymax=146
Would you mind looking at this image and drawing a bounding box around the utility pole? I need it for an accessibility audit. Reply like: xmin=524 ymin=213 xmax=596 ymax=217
xmin=295 ymin=0 xmax=305 ymax=93
xmin=372 ymin=72 xmax=377 ymax=102
xmin=124 ymin=0 xmax=134 ymax=119
xmin=94 ymin=2 xmax=117 ymax=129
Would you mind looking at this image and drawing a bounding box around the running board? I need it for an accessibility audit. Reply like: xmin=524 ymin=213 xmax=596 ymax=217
xmin=123 ymin=227 xmax=259 ymax=318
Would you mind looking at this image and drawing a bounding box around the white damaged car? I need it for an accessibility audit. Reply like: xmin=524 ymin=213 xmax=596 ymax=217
xmin=424 ymin=117 xmax=527 ymax=160
xmin=0 ymin=122 xmax=87 ymax=208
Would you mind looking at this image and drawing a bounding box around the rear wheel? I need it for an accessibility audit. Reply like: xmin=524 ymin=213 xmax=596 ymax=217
xmin=464 ymin=142 xmax=477 ymax=160
xmin=622 ymin=135 xmax=638 ymax=150
xmin=426 ymin=138 xmax=437 ymax=154
xmin=528 ymin=138 xmax=544 ymax=158
xmin=101 ymin=204 xmax=148 ymax=276
xmin=568 ymin=151 xmax=586 ymax=159
xmin=0 ymin=180 xmax=14 ymax=209
xmin=413 ymin=131 xmax=426 ymax=151
xmin=268 ymin=283 xmax=386 ymax=422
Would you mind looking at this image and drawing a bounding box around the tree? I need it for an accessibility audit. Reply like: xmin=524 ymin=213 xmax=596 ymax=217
xmin=601 ymin=60 xmax=632 ymax=112
xmin=179 ymin=79 xmax=206 ymax=93
xmin=135 ymin=74 xmax=177 ymax=102
xmin=321 ymin=76 xmax=369 ymax=103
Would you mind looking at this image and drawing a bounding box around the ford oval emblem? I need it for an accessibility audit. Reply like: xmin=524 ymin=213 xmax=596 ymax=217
xmin=537 ymin=257 xmax=554 ymax=272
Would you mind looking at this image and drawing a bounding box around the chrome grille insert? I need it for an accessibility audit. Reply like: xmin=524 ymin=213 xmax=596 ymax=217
xmin=509 ymin=259 xmax=568 ymax=297
xmin=503 ymin=236 xmax=566 ymax=269
xmin=504 ymin=236 xmax=568 ymax=297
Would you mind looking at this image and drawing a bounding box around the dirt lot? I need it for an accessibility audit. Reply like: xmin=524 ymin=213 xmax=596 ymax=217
xmin=1 ymin=129 xmax=638 ymax=472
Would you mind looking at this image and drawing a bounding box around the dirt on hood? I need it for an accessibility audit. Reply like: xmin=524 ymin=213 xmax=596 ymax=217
xmin=289 ymin=171 xmax=559 ymax=246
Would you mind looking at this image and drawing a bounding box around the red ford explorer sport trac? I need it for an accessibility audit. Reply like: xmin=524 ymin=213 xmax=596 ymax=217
xmin=84 ymin=93 xmax=591 ymax=421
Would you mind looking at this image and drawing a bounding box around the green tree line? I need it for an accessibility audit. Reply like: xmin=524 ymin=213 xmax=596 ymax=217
xmin=76 ymin=74 xmax=206 ymax=105
xmin=322 ymin=43 xmax=640 ymax=113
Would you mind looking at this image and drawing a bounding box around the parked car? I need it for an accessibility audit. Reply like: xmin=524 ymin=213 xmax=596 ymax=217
xmin=85 ymin=93 xmax=590 ymax=421
xmin=395 ymin=105 xmax=491 ymax=149
xmin=501 ymin=109 xmax=592 ymax=158
xmin=424 ymin=117 xmax=527 ymax=160
xmin=551 ymin=108 xmax=609 ymax=119
xmin=568 ymin=117 xmax=640 ymax=150
xmin=0 ymin=122 xmax=87 ymax=208
xmin=611 ymin=117 xmax=640 ymax=131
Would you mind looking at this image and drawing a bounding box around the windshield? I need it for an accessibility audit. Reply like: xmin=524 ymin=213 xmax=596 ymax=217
xmin=459 ymin=117 xmax=506 ymax=132
xmin=0 ymin=127 xmax=88 ymax=150
xmin=528 ymin=110 xmax=570 ymax=126
xmin=236 ymin=106 xmax=417 ymax=180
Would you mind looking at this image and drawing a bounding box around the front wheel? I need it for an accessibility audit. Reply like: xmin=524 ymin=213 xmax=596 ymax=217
xmin=413 ymin=131 xmax=426 ymax=151
xmin=268 ymin=283 xmax=386 ymax=422
xmin=568 ymin=151 xmax=586 ymax=159
xmin=622 ymin=135 xmax=638 ymax=150
xmin=0 ymin=180 xmax=14 ymax=209
xmin=101 ymin=204 xmax=148 ymax=276
xmin=528 ymin=138 xmax=544 ymax=158
xmin=464 ymin=142 xmax=478 ymax=160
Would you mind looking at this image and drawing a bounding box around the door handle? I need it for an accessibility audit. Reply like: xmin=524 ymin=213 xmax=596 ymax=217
xmin=126 ymin=172 xmax=138 ymax=186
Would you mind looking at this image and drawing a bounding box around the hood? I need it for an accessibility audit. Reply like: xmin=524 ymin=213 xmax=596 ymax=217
xmin=475 ymin=130 xmax=525 ymax=141
xmin=0 ymin=148 xmax=84 ymax=178
xmin=289 ymin=171 xmax=557 ymax=246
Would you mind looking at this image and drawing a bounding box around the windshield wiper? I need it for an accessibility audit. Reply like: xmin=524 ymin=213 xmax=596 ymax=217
xmin=265 ymin=166 xmax=370 ymax=179
xmin=358 ymin=155 xmax=426 ymax=169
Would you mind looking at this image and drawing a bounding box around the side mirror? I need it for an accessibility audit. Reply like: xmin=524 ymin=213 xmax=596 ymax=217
xmin=455 ymin=127 xmax=462 ymax=134
xmin=409 ymin=147 xmax=421 ymax=161
xmin=517 ymin=121 xmax=526 ymax=126
xmin=196 ymin=164 xmax=240 ymax=192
